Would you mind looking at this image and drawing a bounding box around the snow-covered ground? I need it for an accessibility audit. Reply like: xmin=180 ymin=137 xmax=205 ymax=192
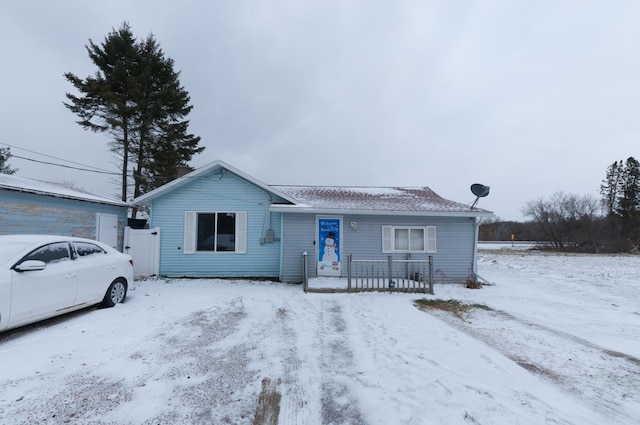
xmin=1 ymin=249 xmax=639 ymax=424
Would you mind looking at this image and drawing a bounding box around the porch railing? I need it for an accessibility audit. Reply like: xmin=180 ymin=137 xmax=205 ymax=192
xmin=347 ymin=255 xmax=433 ymax=294
xmin=302 ymin=252 xmax=433 ymax=294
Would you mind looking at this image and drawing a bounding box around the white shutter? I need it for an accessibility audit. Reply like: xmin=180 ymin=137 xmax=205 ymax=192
xmin=184 ymin=211 xmax=196 ymax=254
xmin=382 ymin=225 xmax=393 ymax=253
xmin=235 ymin=211 xmax=247 ymax=254
xmin=426 ymin=226 xmax=437 ymax=253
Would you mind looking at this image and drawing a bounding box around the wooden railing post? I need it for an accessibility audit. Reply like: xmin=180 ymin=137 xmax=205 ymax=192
xmin=388 ymin=255 xmax=393 ymax=290
xmin=302 ymin=251 xmax=308 ymax=292
xmin=347 ymin=254 xmax=352 ymax=292
xmin=428 ymin=255 xmax=434 ymax=294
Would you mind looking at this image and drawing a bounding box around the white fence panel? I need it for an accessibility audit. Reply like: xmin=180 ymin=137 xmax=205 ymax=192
xmin=124 ymin=227 xmax=160 ymax=278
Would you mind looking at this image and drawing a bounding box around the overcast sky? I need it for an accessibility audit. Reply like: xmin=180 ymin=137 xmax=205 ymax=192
xmin=2 ymin=1 xmax=639 ymax=221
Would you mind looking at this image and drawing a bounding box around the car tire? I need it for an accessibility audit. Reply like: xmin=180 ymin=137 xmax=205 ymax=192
xmin=101 ymin=279 xmax=127 ymax=308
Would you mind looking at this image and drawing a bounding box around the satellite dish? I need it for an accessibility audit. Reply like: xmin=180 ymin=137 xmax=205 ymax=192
xmin=470 ymin=184 xmax=490 ymax=209
xmin=471 ymin=184 xmax=490 ymax=198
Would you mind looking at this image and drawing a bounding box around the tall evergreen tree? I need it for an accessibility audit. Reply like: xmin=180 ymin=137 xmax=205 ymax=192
xmin=600 ymin=160 xmax=623 ymax=216
xmin=0 ymin=147 xmax=18 ymax=175
xmin=64 ymin=22 xmax=203 ymax=203
xmin=600 ymin=157 xmax=640 ymax=246
xmin=617 ymin=157 xmax=640 ymax=237
xmin=64 ymin=24 xmax=138 ymax=201
xmin=130 ymin=35 xmax=203 ymax=199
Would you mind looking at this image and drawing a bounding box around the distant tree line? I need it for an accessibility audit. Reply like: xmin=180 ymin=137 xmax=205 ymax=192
xmin=480 ymin=157 xmax=640 ymax=253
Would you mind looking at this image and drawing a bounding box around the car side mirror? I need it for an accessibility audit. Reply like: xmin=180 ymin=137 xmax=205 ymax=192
xmin=14 ymin=260 xmax=46 ymax=272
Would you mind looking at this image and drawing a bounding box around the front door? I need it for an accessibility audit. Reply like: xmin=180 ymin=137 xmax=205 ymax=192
xmin=317 ymin=216 xmax=342 ymax=277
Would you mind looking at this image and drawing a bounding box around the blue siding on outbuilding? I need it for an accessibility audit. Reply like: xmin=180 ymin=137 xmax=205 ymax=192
xmin=0 ymin=189 xmax=128 ymax=251
xmin=280 ymin=213 xmax=476 ymax=283
xmin=148 ymin=170 xmax=286 ymax=278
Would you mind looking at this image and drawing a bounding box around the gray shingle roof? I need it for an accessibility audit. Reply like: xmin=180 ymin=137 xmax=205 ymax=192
xmin=272 ymin=185 xmax=491 ymax=216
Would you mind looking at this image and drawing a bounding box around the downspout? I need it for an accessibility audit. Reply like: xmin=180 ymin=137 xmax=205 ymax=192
xmin=278 ymin=212 xmax=284 ymax=281
xmin=472 ymin=216 xmax=479 ymax=278
xmin=472 ymin=216 xmax=493 ymax=285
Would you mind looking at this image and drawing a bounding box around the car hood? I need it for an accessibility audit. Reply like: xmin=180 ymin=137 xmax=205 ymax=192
xmin=0 ymin=242 xmax=34 ymax=267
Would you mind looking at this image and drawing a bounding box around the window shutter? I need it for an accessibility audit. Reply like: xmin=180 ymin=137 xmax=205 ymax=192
xmin=426 ymin=226 xmax=437 ymax=253
xmin=235 ymin=211 xmax=247 ymax=254
xmin=382 ymin=226 xmax=393 ymax=253
xmin=184 ymin=211 xmax=196 ymax=254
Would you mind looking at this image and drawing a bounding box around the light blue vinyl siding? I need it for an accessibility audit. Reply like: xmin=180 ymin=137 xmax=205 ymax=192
xmin=148 ymin=170 xmax=285 ymax=278
xmin=280 ymin=213 xmax=476 ymax=283
xmin=0 ymin=189 xmax=128 ymax=251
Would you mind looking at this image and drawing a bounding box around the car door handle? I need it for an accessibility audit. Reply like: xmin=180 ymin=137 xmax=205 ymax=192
xmin=65 ymin=273 xmax=77 ymax=278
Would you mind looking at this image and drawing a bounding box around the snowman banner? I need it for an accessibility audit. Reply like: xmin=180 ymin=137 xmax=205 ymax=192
xmin=317 ymin=217 xmax=341 ymax=277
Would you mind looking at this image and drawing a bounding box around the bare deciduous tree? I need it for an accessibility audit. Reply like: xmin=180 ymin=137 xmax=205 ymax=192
xmin=522 ymin=192 xmax=602 ymax=251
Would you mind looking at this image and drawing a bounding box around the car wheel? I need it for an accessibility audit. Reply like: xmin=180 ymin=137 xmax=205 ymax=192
xmin=101 ymin=279 xmax=127 ymax=308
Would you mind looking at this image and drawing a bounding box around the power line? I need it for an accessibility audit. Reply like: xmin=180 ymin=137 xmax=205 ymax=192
xmin=11 ymin=154 xmax=120 ymax=175
xmin=0 ymin=142 xmax=113 ymax=173
xmin=2 ymin=141 xmax=199 ymax=181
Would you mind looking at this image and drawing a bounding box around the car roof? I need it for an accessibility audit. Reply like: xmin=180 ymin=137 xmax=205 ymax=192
xmin=0 ymin=235 xmax=116 ymax=267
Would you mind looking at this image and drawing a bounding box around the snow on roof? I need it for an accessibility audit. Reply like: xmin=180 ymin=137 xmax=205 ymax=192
xmin=0 ymin=173 xmax=128 ymax=207
xmin=272 ymin=185 xmax=491 ymax=216
xmin=132 ymin=159 xmax=492 ymax=216
xmin=134 ymin=159 xmax=299 ymax=205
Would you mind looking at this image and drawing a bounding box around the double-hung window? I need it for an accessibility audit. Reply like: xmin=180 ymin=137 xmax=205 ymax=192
xmin=382 ymin=225 xmax=436 ymax=253
xmin=184 ymin=211 xmax=247 ymax=254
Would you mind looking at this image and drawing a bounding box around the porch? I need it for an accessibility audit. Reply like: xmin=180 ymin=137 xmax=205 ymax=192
xmin=302 ymin=253 xmax=435 ymax=294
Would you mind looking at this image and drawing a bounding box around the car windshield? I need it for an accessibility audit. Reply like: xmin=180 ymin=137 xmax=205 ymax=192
xmin=0 ymin=241 xmax=33 ymax=262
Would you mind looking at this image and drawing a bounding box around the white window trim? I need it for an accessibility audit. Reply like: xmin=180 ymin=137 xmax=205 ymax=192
xmin=382 ymin=225 xmax=436 ymax=254
xmin=184 ymin=211 xmax=247 ymax=254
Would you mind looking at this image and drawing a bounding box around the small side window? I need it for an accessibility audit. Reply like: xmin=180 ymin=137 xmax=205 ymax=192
xmin=22 ymin=242 xmax=71 ymax=264
xmin=74 ymin=242 xmax=106 ymax=258
xmin=381 ymin=226 xmax=436 ymax=253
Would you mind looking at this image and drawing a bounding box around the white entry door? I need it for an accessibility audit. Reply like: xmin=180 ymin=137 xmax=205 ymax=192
xmin=317 ymin=216 xmax=342 ymax=277
xmin=96 ymin=213 xmax=118 ymax=249
xmin=124 ymin=227 xmax=160 ymax=277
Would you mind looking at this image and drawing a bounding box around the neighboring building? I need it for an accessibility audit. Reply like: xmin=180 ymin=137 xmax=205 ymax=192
xmin=134 ymin=160 xmax=493 ymax=283
xmin=0 ymin=174 xmax=129 ymax=251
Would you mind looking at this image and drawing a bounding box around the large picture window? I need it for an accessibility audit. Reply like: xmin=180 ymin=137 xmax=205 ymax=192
xmin=382 ymin=225 xmax=436 ymax=253
xmin=184 ymin=211 xmax=247 ymax=254
xmin=197 ymin=212 xmax=236 ymax=252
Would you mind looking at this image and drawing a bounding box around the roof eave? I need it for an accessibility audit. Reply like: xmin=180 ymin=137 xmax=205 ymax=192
xmin=1 ymin=185 xmax=130 ymax=207
xmin=134 ymin=159 xmax=298 ymax=205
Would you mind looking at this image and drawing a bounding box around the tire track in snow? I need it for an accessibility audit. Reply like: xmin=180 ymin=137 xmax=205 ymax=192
xmin=493 ymin=309 xmax=640 ymax=367
xmin=424 ymin=306 xmax=640 ymax=423
xmin=277 ymin=303 xmax=314 ymax=425
xmin=318 ymin=299 xmax=367 ymax=425
xmin=142 ymin=297 xmax=258 ymax=424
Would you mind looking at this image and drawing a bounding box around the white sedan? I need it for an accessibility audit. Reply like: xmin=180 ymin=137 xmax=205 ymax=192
xmin=0 ymin=235 xmax=134 ymax=332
